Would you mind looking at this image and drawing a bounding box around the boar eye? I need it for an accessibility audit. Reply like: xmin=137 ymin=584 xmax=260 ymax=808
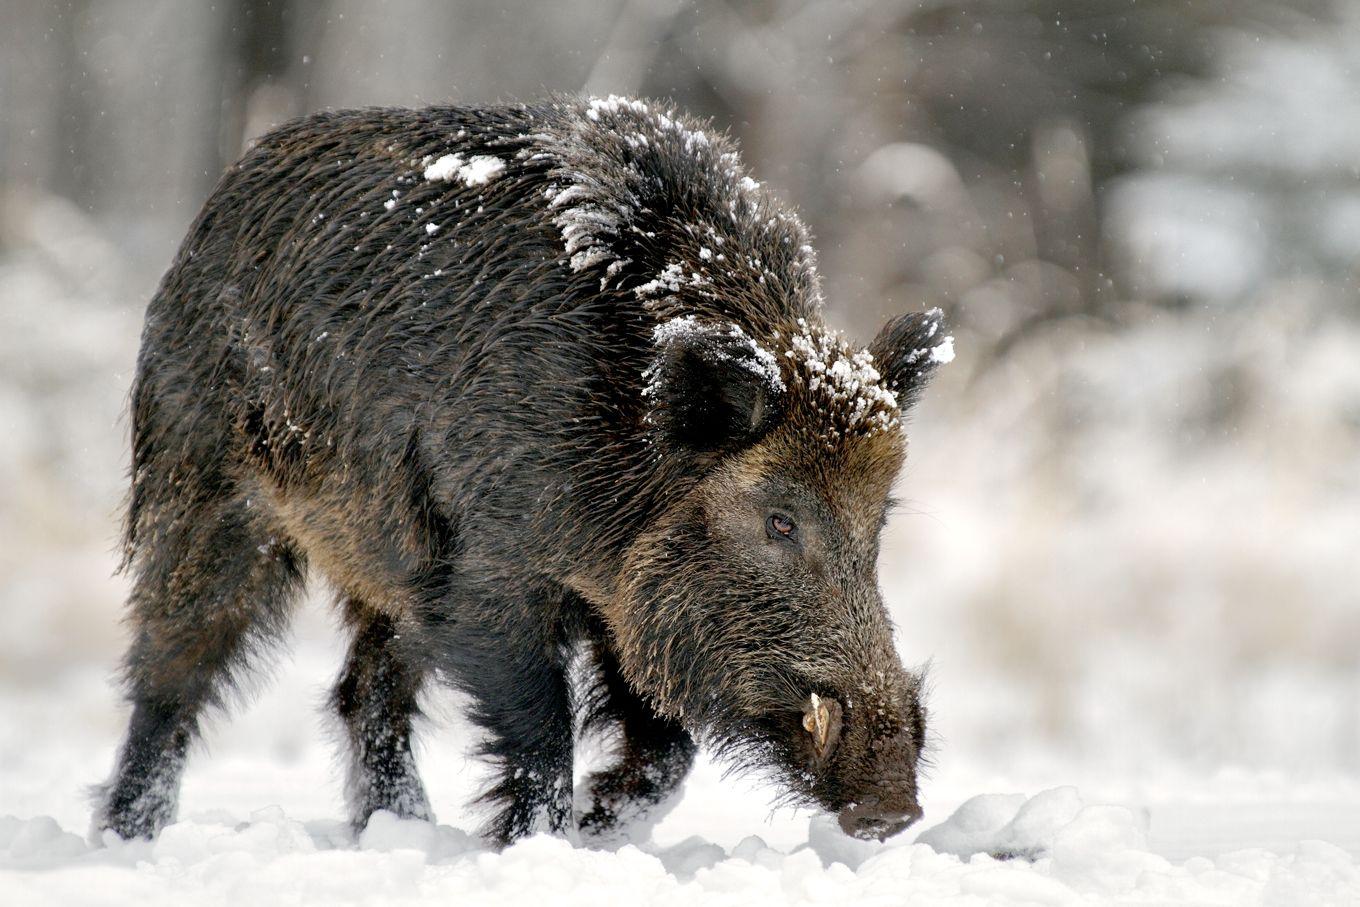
xmin=766 ymin=512 xmax=798 ymax=543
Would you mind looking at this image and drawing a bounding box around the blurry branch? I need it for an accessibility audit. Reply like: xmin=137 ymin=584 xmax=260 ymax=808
xmin=583 ymin=0 xmax=686 ymax=97
xmin=221 ymin=0 xmax=303 ymax=161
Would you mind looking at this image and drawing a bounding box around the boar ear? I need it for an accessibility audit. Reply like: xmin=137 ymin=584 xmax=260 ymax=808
xmin=646 ymin=318 xmax=784 ymax=454
xmin=868 ymin=308 xmax=954 ymax=409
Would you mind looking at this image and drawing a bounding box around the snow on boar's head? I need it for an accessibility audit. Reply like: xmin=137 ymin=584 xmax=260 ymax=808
xmin=611 ymin=308 xmax=953 ymax=840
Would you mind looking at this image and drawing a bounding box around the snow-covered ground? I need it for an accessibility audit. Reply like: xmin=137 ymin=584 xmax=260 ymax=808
xmin=3 ymin=601 xmax=1360 ymax=906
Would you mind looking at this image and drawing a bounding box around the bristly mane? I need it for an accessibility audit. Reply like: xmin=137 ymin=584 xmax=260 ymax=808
xmin=527 ymin=94 xmax=823 ymax=333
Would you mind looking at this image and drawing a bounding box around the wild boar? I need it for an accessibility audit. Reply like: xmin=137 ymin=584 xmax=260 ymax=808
xmin=94 ymin=95 xmax=953 ymax=847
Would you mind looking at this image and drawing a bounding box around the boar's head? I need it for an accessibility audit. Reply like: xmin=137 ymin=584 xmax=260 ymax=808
xmin=609 ymin=309 xmax=952 ymax=840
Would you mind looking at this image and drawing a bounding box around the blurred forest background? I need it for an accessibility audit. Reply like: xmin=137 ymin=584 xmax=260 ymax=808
xmin=2 ymin=0 xmax=1358 ymax=799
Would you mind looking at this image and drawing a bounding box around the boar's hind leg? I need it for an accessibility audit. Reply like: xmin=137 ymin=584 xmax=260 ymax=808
xmin=332 ymin=600 xmax=433 ymax=830
xmin=95 ymin=500 xmax=305 ymax=841
xmin=576 ymin=642 xmax=696 ymax=846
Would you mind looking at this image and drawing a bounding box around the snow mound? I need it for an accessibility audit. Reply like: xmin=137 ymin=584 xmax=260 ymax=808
xmin=3 ymin=791 xmax=1358 ymax=905
xmin=916 ymin=786 xmax=1111 ymax=860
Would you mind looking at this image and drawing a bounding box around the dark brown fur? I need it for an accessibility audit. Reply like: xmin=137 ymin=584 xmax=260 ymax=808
xmin=94 ymin=96 xmax=950 ymax=846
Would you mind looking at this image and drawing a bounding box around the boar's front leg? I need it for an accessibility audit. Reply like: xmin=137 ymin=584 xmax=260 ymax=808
xmin=433 ymin=582 xmax=576 ymax=846
xmin=332 ymin=599 xmax=433 ymax=831
xmin=576 ymin=642 xmax=696 ymax=846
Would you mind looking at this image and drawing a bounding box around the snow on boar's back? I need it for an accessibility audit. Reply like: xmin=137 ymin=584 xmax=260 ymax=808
xmin=94 ymin=96 xmax=954 ymax=847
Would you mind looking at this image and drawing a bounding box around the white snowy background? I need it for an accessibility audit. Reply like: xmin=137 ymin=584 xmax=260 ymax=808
xmin=2 ymin=1 xmax=1359 ymax=903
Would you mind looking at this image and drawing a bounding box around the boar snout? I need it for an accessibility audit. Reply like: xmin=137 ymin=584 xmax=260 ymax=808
xmin=832 ymin=710 xmax=926 ymax=841
xmin=837 ymin=797 xmax=923 ymax=841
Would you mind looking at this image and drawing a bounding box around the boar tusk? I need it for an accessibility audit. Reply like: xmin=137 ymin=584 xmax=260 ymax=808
xmin=802 ymin=692 xmax=840 ymax=760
